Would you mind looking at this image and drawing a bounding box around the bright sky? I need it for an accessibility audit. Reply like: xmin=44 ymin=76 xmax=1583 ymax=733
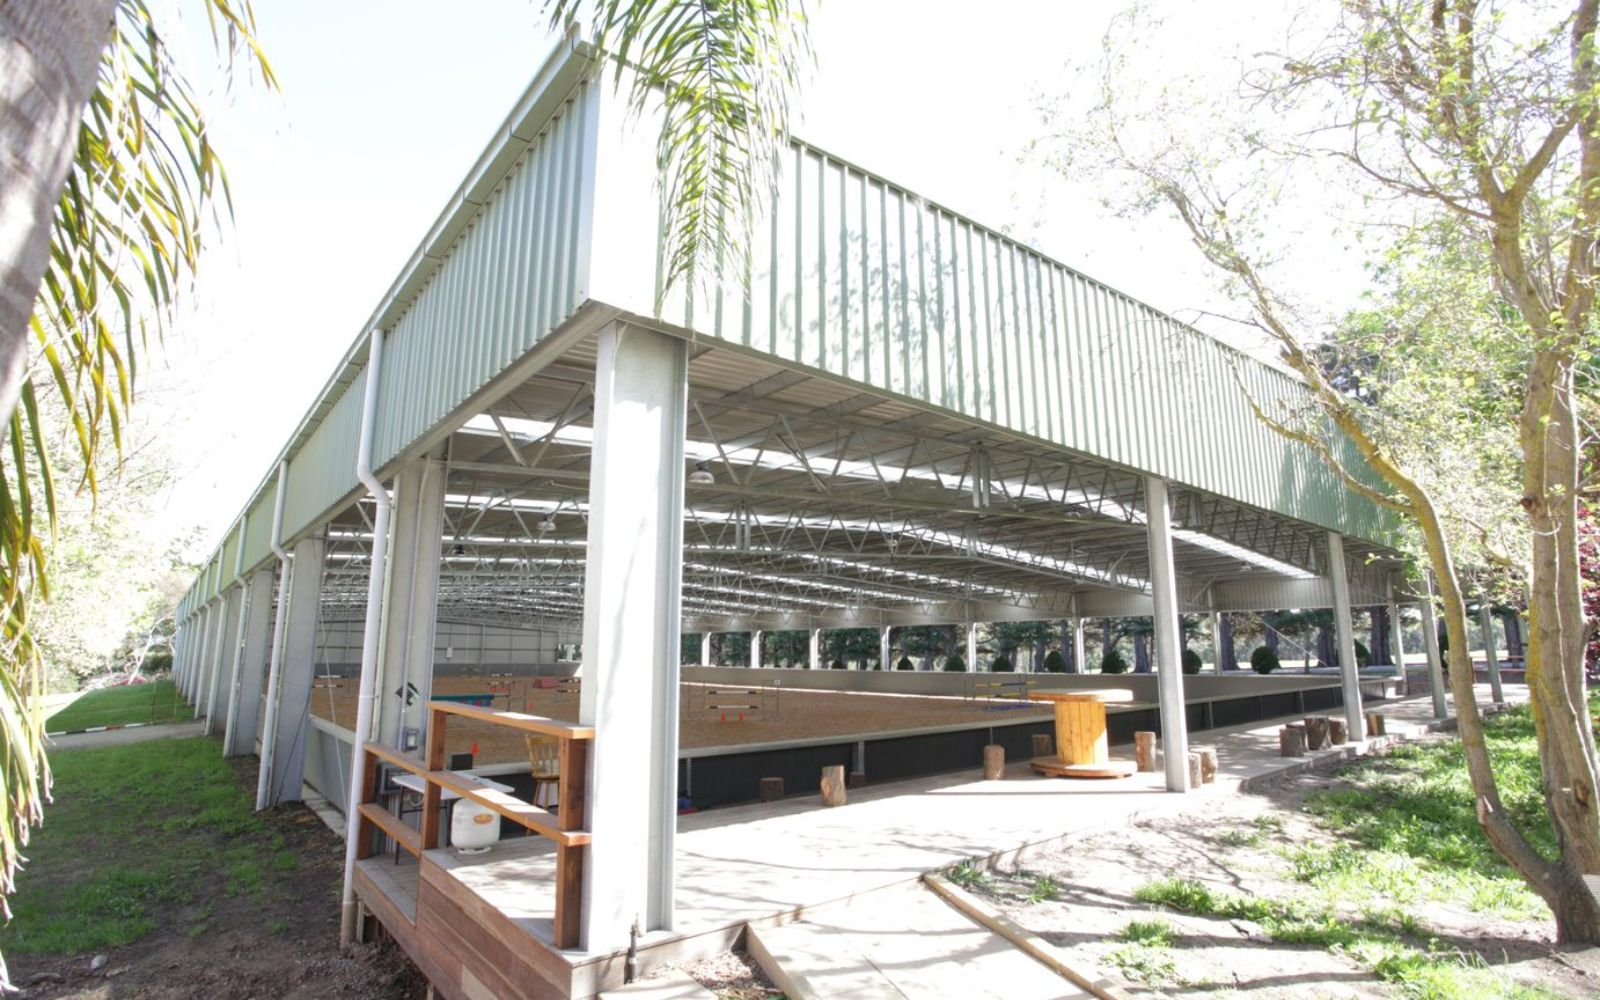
xmin=145 ymin=1 xmax=1366 ymax=558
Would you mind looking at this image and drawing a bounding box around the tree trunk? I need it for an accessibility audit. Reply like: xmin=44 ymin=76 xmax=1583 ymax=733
xmin=1370 ymin=605 xmax=1391 ymax=666
xmin=1317 ymin=626 xmax=1334 ymax=669
xmin=1100 ymin=619 xmax=1113 ymax=657
xmin=0 ymin=1 xmax=118 ymax=418
xmin=1217 ymin=613 xmax=1237 ymax=670
xmin=1504 ymin=609 xmax=1525 ymax=661
xmin=1133 ymin=633 xmax=1151 ymax=673
xmin=1265 ymin=623 xmax=1280 ymax=653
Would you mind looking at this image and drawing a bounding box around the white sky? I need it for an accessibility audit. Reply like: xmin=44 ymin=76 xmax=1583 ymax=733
xmin=142 ymin=1 xmax=1369 ymax=558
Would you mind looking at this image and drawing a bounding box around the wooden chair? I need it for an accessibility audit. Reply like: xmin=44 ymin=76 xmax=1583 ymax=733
xmin=525 ymin=734 xmax=561 ymax=810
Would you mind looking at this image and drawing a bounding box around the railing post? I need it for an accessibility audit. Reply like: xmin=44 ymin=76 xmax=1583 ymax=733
xmin=355 ymin=749 xmax=381 ymax=861
xmin=421 ymin=708 xmax=446 ymax=850
xmin=554 ymin=738 xmax=589 ymax=950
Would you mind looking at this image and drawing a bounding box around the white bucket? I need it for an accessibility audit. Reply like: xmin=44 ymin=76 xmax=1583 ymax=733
xmin=451 ymin=798 xmax=501 ymax=851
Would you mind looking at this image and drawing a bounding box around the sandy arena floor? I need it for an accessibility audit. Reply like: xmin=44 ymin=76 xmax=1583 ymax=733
xmin=305 ymin=674 xmax=1051 ymax=766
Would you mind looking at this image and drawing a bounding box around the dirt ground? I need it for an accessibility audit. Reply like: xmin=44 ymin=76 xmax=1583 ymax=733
xmin=308 ymin=675 xmax=1050 ymax=765
xmin=8 ymin=757 xmax=427 ymax=1000
xmin=972 ymin=765 xmax=1599 ymax=999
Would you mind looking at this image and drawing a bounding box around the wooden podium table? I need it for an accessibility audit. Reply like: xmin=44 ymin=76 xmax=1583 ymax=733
xmin=1027 ymin=689 xmax=1136 ymax=779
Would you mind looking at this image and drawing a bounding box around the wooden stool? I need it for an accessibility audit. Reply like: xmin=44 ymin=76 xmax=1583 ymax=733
xmin=1303 ymin=716 xmax=1330 ymax=751
xmin=1134 ymin=731 xmax=1158 ymax=772
xmin=1193 ymin=746 xmax=1218 ymax=783
xmin=821 ymin=765 xmax=847 ymax=807
xmin=759 ymin=777 xmax=784 ymax=802
xmin=1328 ymin=717 xmax=1348 ymax=745
xmin=1279 ymin=725 xmax=1307 ymax=757
xmin=983 ymin=744 xmax=1005 ymax=780
xmin=1030 ymin=734 xmax=1054 ymax=759
xmin=1365 ymin=712 xmax=1386 ymax=737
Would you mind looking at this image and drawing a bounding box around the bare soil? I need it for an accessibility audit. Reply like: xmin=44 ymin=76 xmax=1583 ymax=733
xmin=309 ymin=676 xmax=1050 ymax=765
xmin=8 ymin=758 xmax=426 ymax=1000
xmin=973 ymin=766 xmax=1600 ymax=998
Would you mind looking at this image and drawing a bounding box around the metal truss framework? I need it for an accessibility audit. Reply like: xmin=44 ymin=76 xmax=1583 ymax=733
xmin=308 ymin=333 xmax=1403 ymax=633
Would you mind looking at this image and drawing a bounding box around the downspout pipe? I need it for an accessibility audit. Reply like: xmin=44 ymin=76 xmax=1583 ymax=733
xmin=255 ymin=461 xmax=294 ymax=811
xmin=341 ymin=329 xmax=393 ymax=949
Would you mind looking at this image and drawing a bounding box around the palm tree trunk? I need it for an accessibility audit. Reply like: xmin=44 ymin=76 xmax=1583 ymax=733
xmin=0 ymin=1 xmax=118 ymax=416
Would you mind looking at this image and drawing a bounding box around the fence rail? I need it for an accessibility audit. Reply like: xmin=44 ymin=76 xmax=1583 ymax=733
xmin=355 ymin=700 xmax=594 ymax=948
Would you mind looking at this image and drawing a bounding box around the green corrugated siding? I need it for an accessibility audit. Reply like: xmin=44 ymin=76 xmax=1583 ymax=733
xmin=282 ymin=369 xmax=366 ymax=541
xmin=673 ymin=141 xmax=1396 ymax=544
xmin=373 ymin=81 xmax=595 ymax=466
xmin=241 ymin=489 xmax=275 ymax=574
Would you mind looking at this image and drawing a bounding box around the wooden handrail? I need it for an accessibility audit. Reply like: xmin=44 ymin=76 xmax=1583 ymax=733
xmin=426 ymin=701 xmax=595 ymax=740
xmin=352 ymin=698 xmax=591 ymax=950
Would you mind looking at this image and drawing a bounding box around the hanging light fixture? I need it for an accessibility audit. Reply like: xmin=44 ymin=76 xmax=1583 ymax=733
xmin=688 ymin=462 xmax=715 ymax=485
xmin=538 ymin=515 xmax=556 ymax=534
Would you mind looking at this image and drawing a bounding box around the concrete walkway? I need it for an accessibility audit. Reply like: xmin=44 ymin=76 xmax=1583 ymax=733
xmin=47 ymin=720 xmax=205 ymax=751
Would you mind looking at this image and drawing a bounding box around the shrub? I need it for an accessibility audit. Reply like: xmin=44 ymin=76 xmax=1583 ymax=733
xmin=1043 ymin=649 xmax=1068 ymax=673
xmin=896 ymin=656 xmax=914 ymax=671
xmin=1182 ymin=648 xmax=1202 ymax=675
xmin=1354 ymin=639 xmax=1371 ymax=669
xmin=830 ymin=659 xmax=845 ymax=670
xmin=872 ymin=661 xmax=882 ymax=671
xmin=991 ymin=654 xmax=1014 ymax=672
xmin=1251 ymin=646 xmax=1281 ymax=674
xmin=1101 ymin=649 xmax=1129 ymax=674
xmin=942 ymin=654 xmax=966 ymax=672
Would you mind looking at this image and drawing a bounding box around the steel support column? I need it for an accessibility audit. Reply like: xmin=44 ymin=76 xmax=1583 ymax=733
xmin=579 ymin=324 xmax=688 ymax=950
xmin=750 ymin=630 xmax=763 ymax=670
xmin=263 ymin=535 xmax=326 ymax=806
xmin=808 ymin=628 xmax=822 ymax=671
xmin=1387 ymin=578 xmax=1407 ymax=689
xmin=879 ymin=626 xmax=892 ymax=671
xmin=224 ymin=568 xmax=275 ymax=757
xmin=1420 ymin=576 xmax=1449 ymax=719
xmin=1327 ymin=532 xmax=1365 ymax=740
xmin=1480 ymin=604 xmax=1505 ymax=705
xmin=966 ymin=622 xmax=979 ymax=672
xmin=377 ymin=458 xmax=447 ymax=750
xmin=1145 ymin=478 xmax=1190 ymax=792
xmin=700 ymin=631 xmax=713 ymax=666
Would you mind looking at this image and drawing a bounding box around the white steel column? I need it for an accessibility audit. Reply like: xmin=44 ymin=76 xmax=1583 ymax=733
xmin=1071 ymin=618 xmax=1086 ymax=674
xmin=579 ymin=324 xmax=688 ymax=950
xmin=377 ymin=458 xmax=446 ymax=750
xmin=750 ymin=630 xmax=763 ymax=670
xmin=1479 ymin=604 xmax=1505 ymax=705
xmin=256 ymin=463 xmax=295 ymax=810
xmin=197 ymin=600 xmax=224 ymax=730
xmin=206 ymin=590 xmax=242 ymax=735
xmin=226 ymin=568 xmax=276 ymax=758
xmin=808 ymin=629 xmax=822 ymax=670
xmin=1145 ymin=478 xmax=1191 ymax=792
xmin=1420 ymin=575 xmax=1449 ymax=718
xmin=263 ymin=534 xmax=325 ymax=807
xmin=188 ymin=604 xmax=212 ymax=702
xmin=700 ymin=632 xmax=713 ymax=665
xmin=1387 ymin=578 xmax=1407 ymax=684
xmin=965 ymin=622 xmax=979 ymax=672
xmin=879 ymin=626 xmax=892 ymax=670
xmin=1327 ymin=532 xmax=1366 ymax=740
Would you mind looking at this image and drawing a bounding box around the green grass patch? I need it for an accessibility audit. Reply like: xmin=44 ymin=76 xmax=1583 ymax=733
xmin=1116 ymin=917 xmax=1175 ymax=947
xmin=45 ymin=680 xmax=192 ymax=733
xmin=0 ymin=738 xmax=286 ymax=956
xmin=1295 ymin=705 xmax=1550 ymax=919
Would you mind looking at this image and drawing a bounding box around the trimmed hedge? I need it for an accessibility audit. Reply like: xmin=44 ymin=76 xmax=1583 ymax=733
xmin=1251 ymin=646 xmax=1281 ymax=674
xmin=942 ymin=654 xmax=967 ymax=672
xmin=1100 ymin=649 xmax=1129 ymax=674
xmin=896 ymin=656 xmax=915 ymax=671
xmin=991 ymin=654 xmax=1014 ymax=673
xmin=1043 ymin=649 xmax=1068 ymax=673
xmin=1181 ymin=648 xmax=1202 ymax=675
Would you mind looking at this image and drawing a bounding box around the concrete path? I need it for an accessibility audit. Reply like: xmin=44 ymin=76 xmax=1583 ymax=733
xmin=748 ymin=881 xmax=1091 ymax=999
xmin=47 ymin=720 xmax=205 ymax=751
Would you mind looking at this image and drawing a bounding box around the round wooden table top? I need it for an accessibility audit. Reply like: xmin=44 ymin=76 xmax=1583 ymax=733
xmin=1026 ymin=688 xmax=1136 ymax=704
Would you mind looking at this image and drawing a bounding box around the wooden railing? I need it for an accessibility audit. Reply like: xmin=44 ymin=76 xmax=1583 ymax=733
xmin=355 ymin=701 xmax=595 ymax=948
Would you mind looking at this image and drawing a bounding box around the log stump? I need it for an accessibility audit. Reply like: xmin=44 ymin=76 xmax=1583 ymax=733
xmin=1328 ymin=717 xmax=1348 ymax=745
xmin=1031 ymin=733 xmax=1055 ymax=760
xmin=1303 ymin=716 xmax=1330 ymax=751
xmin=1365 ymin=712 xmax=1386 ymax=738
xmin=1134 ymin=731 xmax=1158 ymax=773
xmin=983 ymin=744 xmax=1005 ymax=780
xmin=820 ymin=765 xmax=847 ymax=807
xmin=1279 ymin=725 xmax=1307 ymax=757
xmin=1186 ymin=751 xmax=1204 ymax=788
xmin=1195 ymin=746 xmax=1218 ymax=784
xmin=759 ymin=777 xmax=785 ymax=803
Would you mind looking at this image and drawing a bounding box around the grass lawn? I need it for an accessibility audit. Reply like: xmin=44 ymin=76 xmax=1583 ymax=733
xmin=0 ymin=737 xmax=295 ymax=957
xmin=1118 ymin=702 xmax=1570 ymax=999
xmin=45 ymin=679 xmax=192 ymax=733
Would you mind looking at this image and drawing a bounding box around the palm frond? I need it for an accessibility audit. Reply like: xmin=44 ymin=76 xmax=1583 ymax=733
xmin=546 ymin=0 xmax=812 ymax=306
xmin=0 ymin=0 xmax=273 ymax=985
